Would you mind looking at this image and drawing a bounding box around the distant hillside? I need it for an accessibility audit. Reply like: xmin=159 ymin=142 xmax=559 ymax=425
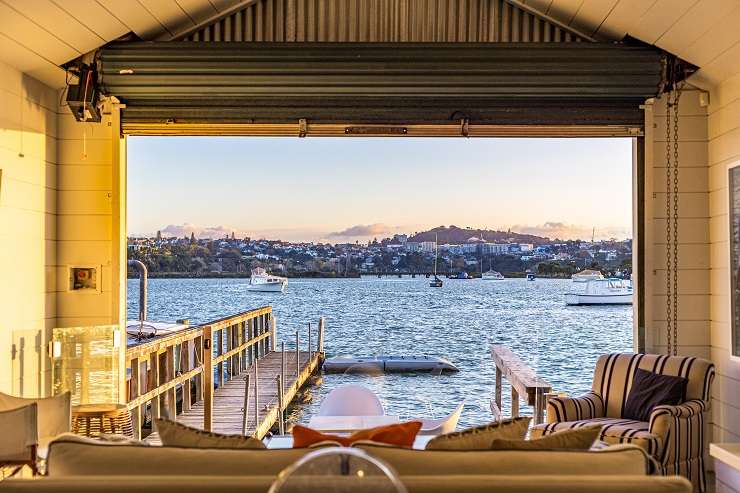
xmin=408 ymin=225 xmax=549 ymax=245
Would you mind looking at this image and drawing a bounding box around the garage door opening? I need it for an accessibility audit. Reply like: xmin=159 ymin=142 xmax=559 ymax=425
xmin=126 ymin=135 xmax=634 ymax=429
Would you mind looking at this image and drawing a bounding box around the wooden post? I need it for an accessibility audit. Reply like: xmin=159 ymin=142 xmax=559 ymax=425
xmin=295 ymin=331 xmax=300 ymax=377
xmin=182 ymin=340 xmax=192 ymax=412
xmin=148 ymin=352 xmax=160 ymax=420
xmin=495 ymin=366 xmax=502 ymax=410
xmin=318 ymin=317 xmax=325 ymax=353
xmin=534 ymin=389 xmax=546 ymax=425
xmin=242 ymin=374 xmax=251 ymax=436
xmin=308 ymin=322 xmax=312 ymax=361
xmin=213 ymin=329 xmax=224 ymax=388
xmin=165 ymin=346 xmax=176 ymax=418
xmin=276 ymin=374 xmax=285 ymax=435
xmin=281 ymin=342 xmax=286 ymax=395
xmin=203 ymin=326 xmax=213 ymax=432
xmin=241 ymin=321 xmax=247 ymax=371
xmin=511 ymin=387 xmax=520 ymax=418
xmin=253 ymin=358 xmax=259 ymax=436
xmin=130 ymin=357 xmax=141 ymax=440
xmin=194 ymin=335 xmax=203 ymax=402
xmin=271 ymin=315 xmax=277 ymax=352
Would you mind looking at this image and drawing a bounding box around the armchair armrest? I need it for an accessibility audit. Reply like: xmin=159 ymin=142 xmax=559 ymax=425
xmin=546 ymin=391 xmax=605 ymax=423
xmin=648 ymin=399 xmax=707 ymax=432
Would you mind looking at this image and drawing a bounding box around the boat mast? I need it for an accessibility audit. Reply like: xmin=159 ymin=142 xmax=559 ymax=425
xmin=434 ymin=233 xmax=438 ymax=277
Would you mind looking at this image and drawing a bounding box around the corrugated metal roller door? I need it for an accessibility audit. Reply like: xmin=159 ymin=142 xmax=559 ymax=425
xmin=98 ymin=42 xmax=664 ymax=136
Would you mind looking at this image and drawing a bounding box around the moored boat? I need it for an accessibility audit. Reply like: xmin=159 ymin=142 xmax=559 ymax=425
xmin=482 ymin=269 xmax=505 ymax=280
xmin=247 ymin=267 xmax=288 ymax=292
xmin=565 ymin=278 xmax=633 ymax=305
xmin=526 ymin=271 xmax=536 ymax=281
xmin=572 ymin=269 xmax=605 ymax=283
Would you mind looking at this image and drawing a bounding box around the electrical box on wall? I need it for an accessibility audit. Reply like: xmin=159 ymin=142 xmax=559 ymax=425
xmin=68 ymin=266 xmax=100 ymax=293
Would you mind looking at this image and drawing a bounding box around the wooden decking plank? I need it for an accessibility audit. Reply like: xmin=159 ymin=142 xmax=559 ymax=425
xmin=143 ymin=351 xmax=321 ymax=444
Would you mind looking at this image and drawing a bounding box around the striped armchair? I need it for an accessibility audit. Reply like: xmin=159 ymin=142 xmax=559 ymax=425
xmin=530 ymin=353 xmax=714 ymax=492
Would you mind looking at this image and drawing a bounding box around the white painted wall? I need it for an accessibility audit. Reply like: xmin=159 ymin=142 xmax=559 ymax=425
xmin=643 ymin=91 xmax=711 ymax=359
xmin=0 ymin=61 xmax=125 ymax=398
xmin=707 ymin=71 xmax=740 ymax=446
xmin=0 ymin=61 xmax=58 ymax=397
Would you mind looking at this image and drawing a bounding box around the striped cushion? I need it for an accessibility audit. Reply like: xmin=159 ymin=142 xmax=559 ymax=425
xmin=590 ymin=354 xmax=714 ymax=419
xmin=531 ymin=417 xmax=662 ymax=457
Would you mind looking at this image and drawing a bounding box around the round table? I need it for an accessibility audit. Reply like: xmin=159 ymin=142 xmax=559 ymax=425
xmin=71 ymin=404 xmax=134 ymax=439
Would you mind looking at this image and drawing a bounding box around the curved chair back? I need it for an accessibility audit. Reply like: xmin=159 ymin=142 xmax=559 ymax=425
xmin=318 ymin=385 xmax=384 ymax=416
xmin=590 ymin=354 xmax=715 ymax=418
xmin=419 ymin=402 xmax=464 ymax=435
xmin=0 ymin=403 xmax=38 ymax=466
xmin=0 ymin=391 xmax=71 ymax=450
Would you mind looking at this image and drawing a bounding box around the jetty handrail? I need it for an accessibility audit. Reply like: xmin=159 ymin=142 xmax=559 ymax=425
xmin=491 ymin=344 xmax=553 ymax=425
xmin=125 ymin=306 xmax=275 ymax=438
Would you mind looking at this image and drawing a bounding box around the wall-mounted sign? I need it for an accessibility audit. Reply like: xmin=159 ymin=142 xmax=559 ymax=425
xmin=69 ymin=266 xmax=100 ymax=293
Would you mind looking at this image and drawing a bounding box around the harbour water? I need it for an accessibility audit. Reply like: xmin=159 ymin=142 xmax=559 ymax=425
xmin=127 ymin=277 xmax=632 ymax=429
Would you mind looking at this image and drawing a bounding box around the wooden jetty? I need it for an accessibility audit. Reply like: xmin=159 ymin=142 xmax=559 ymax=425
xmin=124 ymin=306 xmax=325 ymax=442
xmin=491 ymin=344 xmax=552 ymax=424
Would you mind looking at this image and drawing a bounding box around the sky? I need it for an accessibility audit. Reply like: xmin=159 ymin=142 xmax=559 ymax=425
xmin=127 ymin=136 xmax=633 ymax=243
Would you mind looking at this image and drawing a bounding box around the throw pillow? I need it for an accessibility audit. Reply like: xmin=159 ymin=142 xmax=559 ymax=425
xmin=292 ymin=421 xmax=422 ymax=448
xmin=490 ymin=425 xmax=601 ymax=450
xmin=623 ymin=368 xmax=688 ymax=422
xmin=154 ymin=418 xmax=266 ymax=449
xmin=425 ymin=417 xmax=531 ymax=450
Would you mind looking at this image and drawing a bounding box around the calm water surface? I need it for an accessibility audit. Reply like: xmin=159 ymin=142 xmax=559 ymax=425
xmin=127 ymin=277 xmax=632 ymax=428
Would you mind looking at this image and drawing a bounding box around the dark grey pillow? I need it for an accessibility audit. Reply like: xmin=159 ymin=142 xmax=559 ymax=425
xmin=623 ymin=368 xmax=687 ymax=422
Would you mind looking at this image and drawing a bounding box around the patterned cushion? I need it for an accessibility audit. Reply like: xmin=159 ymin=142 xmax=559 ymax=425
xmin=531 ymin=417 xmax=662 ymax=457
xmin=426 ymin=417 xmax=531 ymax=450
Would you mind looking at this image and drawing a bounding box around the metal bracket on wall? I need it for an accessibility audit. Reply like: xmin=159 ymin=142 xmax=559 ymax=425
xmin=460 ymin=118 xmax=470 ymax=137
xmin=298 ymin=119 xmax=307 ymax=138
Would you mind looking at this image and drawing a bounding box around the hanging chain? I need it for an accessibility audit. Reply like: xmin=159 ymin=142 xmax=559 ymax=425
xmin=672 ymin=88 xmax=682 ymax=356
xmin=665 ymin=93 xmax=673 ymax=356
xmin=664 ymin=86 xmax=682 ymax=357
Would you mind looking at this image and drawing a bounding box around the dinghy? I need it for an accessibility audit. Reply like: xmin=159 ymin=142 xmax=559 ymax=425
xmin=324 ymin=355 xmax=459 ymax=374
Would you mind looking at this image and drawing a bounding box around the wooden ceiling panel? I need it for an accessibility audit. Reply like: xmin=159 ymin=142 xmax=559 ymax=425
xmin=0 ymin=3 xmax=79 ymax=62
xmin=50 ymin=0 xmax=129 ymax=43
xmin=0 ymin=32 xmax=66 ymax=87
xmin=568 ymin=0 xmax=618 ymax=37
xmin=593 ymin=0 xmax=654 ymax=39
xmin=137 ymin=0 xmax=196 ymax=36
xmin=95 ymin=0 xmax=165 ymax=39
xmin=3 ymin=0 xmax=105 ymax=53
xmin=655 ymin=0 xmax=739 ymax=56
xmin=681 ymin=5 xmax=740 ymax=67
xmin=175 ymin=0 xmax=219 ymax=24
xmin=628 ymin=0 xmax=698 ymax=45
xmin=543 ymin=0 xmax=584 ymax=24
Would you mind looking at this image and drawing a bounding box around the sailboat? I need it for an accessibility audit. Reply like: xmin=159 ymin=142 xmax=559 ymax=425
xmin=482 ymin=258 xmax=505 ymax=280
xmin=430 ymin=234 xmax=443 ymax=288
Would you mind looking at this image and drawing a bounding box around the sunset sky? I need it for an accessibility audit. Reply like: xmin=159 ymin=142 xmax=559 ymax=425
xmin=128 ymin=136 xmax=633 ymax=243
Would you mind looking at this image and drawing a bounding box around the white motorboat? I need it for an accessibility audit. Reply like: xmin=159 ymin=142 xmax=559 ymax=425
xmin=247 ymin=267 xmax=287 ymax=292
xmin=323 ymin=355 xmax=459 ymax=374
xmin=482 ymin=269 xmax=505 ymax=280
xmin=565 ymin=278 xmax=633 ymax=305
xmin=571 ymin=269 xmax=605 ymax=283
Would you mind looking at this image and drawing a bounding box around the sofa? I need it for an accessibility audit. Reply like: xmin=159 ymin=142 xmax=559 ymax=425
xmin=0 ymin=436 xmax=692 ymax=492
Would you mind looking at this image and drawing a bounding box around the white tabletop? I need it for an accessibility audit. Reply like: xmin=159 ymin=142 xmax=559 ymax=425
xmin=307 ymin=415 xmax=400 ymax=432
xmin=710 ymin=443 xmax=740 ymax=470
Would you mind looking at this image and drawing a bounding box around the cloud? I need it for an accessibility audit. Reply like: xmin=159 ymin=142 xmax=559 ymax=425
xmin=328 ymin=223 xmax=393 ymax=238
xmin=159 ymin=223 xmax=243 ymax=239
xmin=508 ymin=222 xmax=631 ymax=241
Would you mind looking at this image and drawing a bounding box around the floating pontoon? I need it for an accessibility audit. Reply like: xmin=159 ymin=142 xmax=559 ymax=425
xmin=324 ymin=355 xmax=459 ymax=374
